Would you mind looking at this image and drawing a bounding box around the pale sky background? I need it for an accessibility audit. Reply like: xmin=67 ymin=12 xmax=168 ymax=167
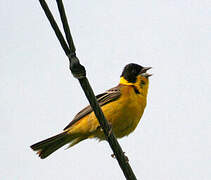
xmin=0 ymin=0 xmax=210 ymax=179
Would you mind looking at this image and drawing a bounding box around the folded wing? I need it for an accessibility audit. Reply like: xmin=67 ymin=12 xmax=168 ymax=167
xmin=63 ymin=85 xmax=122 ymax=130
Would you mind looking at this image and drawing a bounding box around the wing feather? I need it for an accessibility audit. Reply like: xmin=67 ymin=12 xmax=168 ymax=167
xmin=63 ymin=85 xmax=121 ymax=130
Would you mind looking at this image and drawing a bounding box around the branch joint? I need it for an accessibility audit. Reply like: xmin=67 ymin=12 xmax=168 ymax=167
xmin=69 ymin=56 xmax=86 ymax=79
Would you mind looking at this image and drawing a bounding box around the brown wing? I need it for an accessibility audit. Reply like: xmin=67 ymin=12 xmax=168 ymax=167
xmin=63 ymin=85 xmax=122 ymax=130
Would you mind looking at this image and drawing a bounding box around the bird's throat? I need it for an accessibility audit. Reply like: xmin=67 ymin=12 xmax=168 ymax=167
xmin=119 ymin=77 xmax=134 ymax=86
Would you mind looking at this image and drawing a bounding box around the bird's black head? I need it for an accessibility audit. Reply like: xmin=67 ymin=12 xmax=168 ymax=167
xmin=120 ymin=63 xmax=143 ymax=83
xmin=121 ymin=63 xmax=152 ymax=83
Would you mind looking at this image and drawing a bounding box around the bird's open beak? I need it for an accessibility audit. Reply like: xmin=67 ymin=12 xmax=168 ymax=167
xmin=140 ymin=67 xmax=152 ymax=78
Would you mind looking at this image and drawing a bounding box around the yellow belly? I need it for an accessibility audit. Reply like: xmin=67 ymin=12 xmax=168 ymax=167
xmin=103 ymin=86 xmax=146 ymax=138
xmin=89 ymin=85 xmax=146 ymax=139
xmin=68 ymin=85 xmax=147 ymax=140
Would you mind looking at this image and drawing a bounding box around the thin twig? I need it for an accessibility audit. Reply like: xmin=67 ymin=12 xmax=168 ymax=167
xmin=78 ymin=77 xmax=137 ymax=180
xmin=39 ymin=0 xmax=70 ymax=55
xmin=56 ymin=0 xmax=76 ymax=53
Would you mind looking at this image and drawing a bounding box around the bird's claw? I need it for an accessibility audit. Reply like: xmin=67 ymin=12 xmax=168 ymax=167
xmin=111 ymin=154 xmax=115 ymax=158
xmin=111 ymin=152 xmax=129 ymax=162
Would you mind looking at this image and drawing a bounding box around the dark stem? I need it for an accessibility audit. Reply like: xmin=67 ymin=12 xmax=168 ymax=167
xmin=38 ymin=1 xmax=137 ymax=179
xmin=39 ymin=0 xmax=70 ymax=55
xmin=78 ymin=77 xmax=137 ymax=180
xmin=56 ymin=0 xmax=76 ymax=53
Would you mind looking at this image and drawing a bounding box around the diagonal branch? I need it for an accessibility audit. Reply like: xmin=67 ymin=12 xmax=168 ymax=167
xmin=38 ymin=0 xmax=137 ymax=179
xmin=39 ymin=0 xmax=70 ymax=55
xmin=56 ymin=0 xmax=76 ymax=53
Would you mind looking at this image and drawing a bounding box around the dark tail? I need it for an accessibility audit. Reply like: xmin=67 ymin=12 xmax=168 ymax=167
xmin=30 ymin=132 xmax=71 ymax=159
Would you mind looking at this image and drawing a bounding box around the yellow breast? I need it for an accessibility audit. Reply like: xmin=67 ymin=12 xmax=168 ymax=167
xmin=69 ymin=82 xmax=148 ymax=140
xmin=100 ymin=85 xmax=147 ymax=138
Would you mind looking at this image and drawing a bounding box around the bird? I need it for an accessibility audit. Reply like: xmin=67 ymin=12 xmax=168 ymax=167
xmin=30 ymin=63 xmax=152 ymax=159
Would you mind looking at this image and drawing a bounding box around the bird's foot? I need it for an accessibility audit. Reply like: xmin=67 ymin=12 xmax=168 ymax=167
xmin=111 ymin=152 xmax=129 ymax=162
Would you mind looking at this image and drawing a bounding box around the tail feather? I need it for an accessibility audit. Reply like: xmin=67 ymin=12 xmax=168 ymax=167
xmin=31 ymin=132 xmax=72 ymax=159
